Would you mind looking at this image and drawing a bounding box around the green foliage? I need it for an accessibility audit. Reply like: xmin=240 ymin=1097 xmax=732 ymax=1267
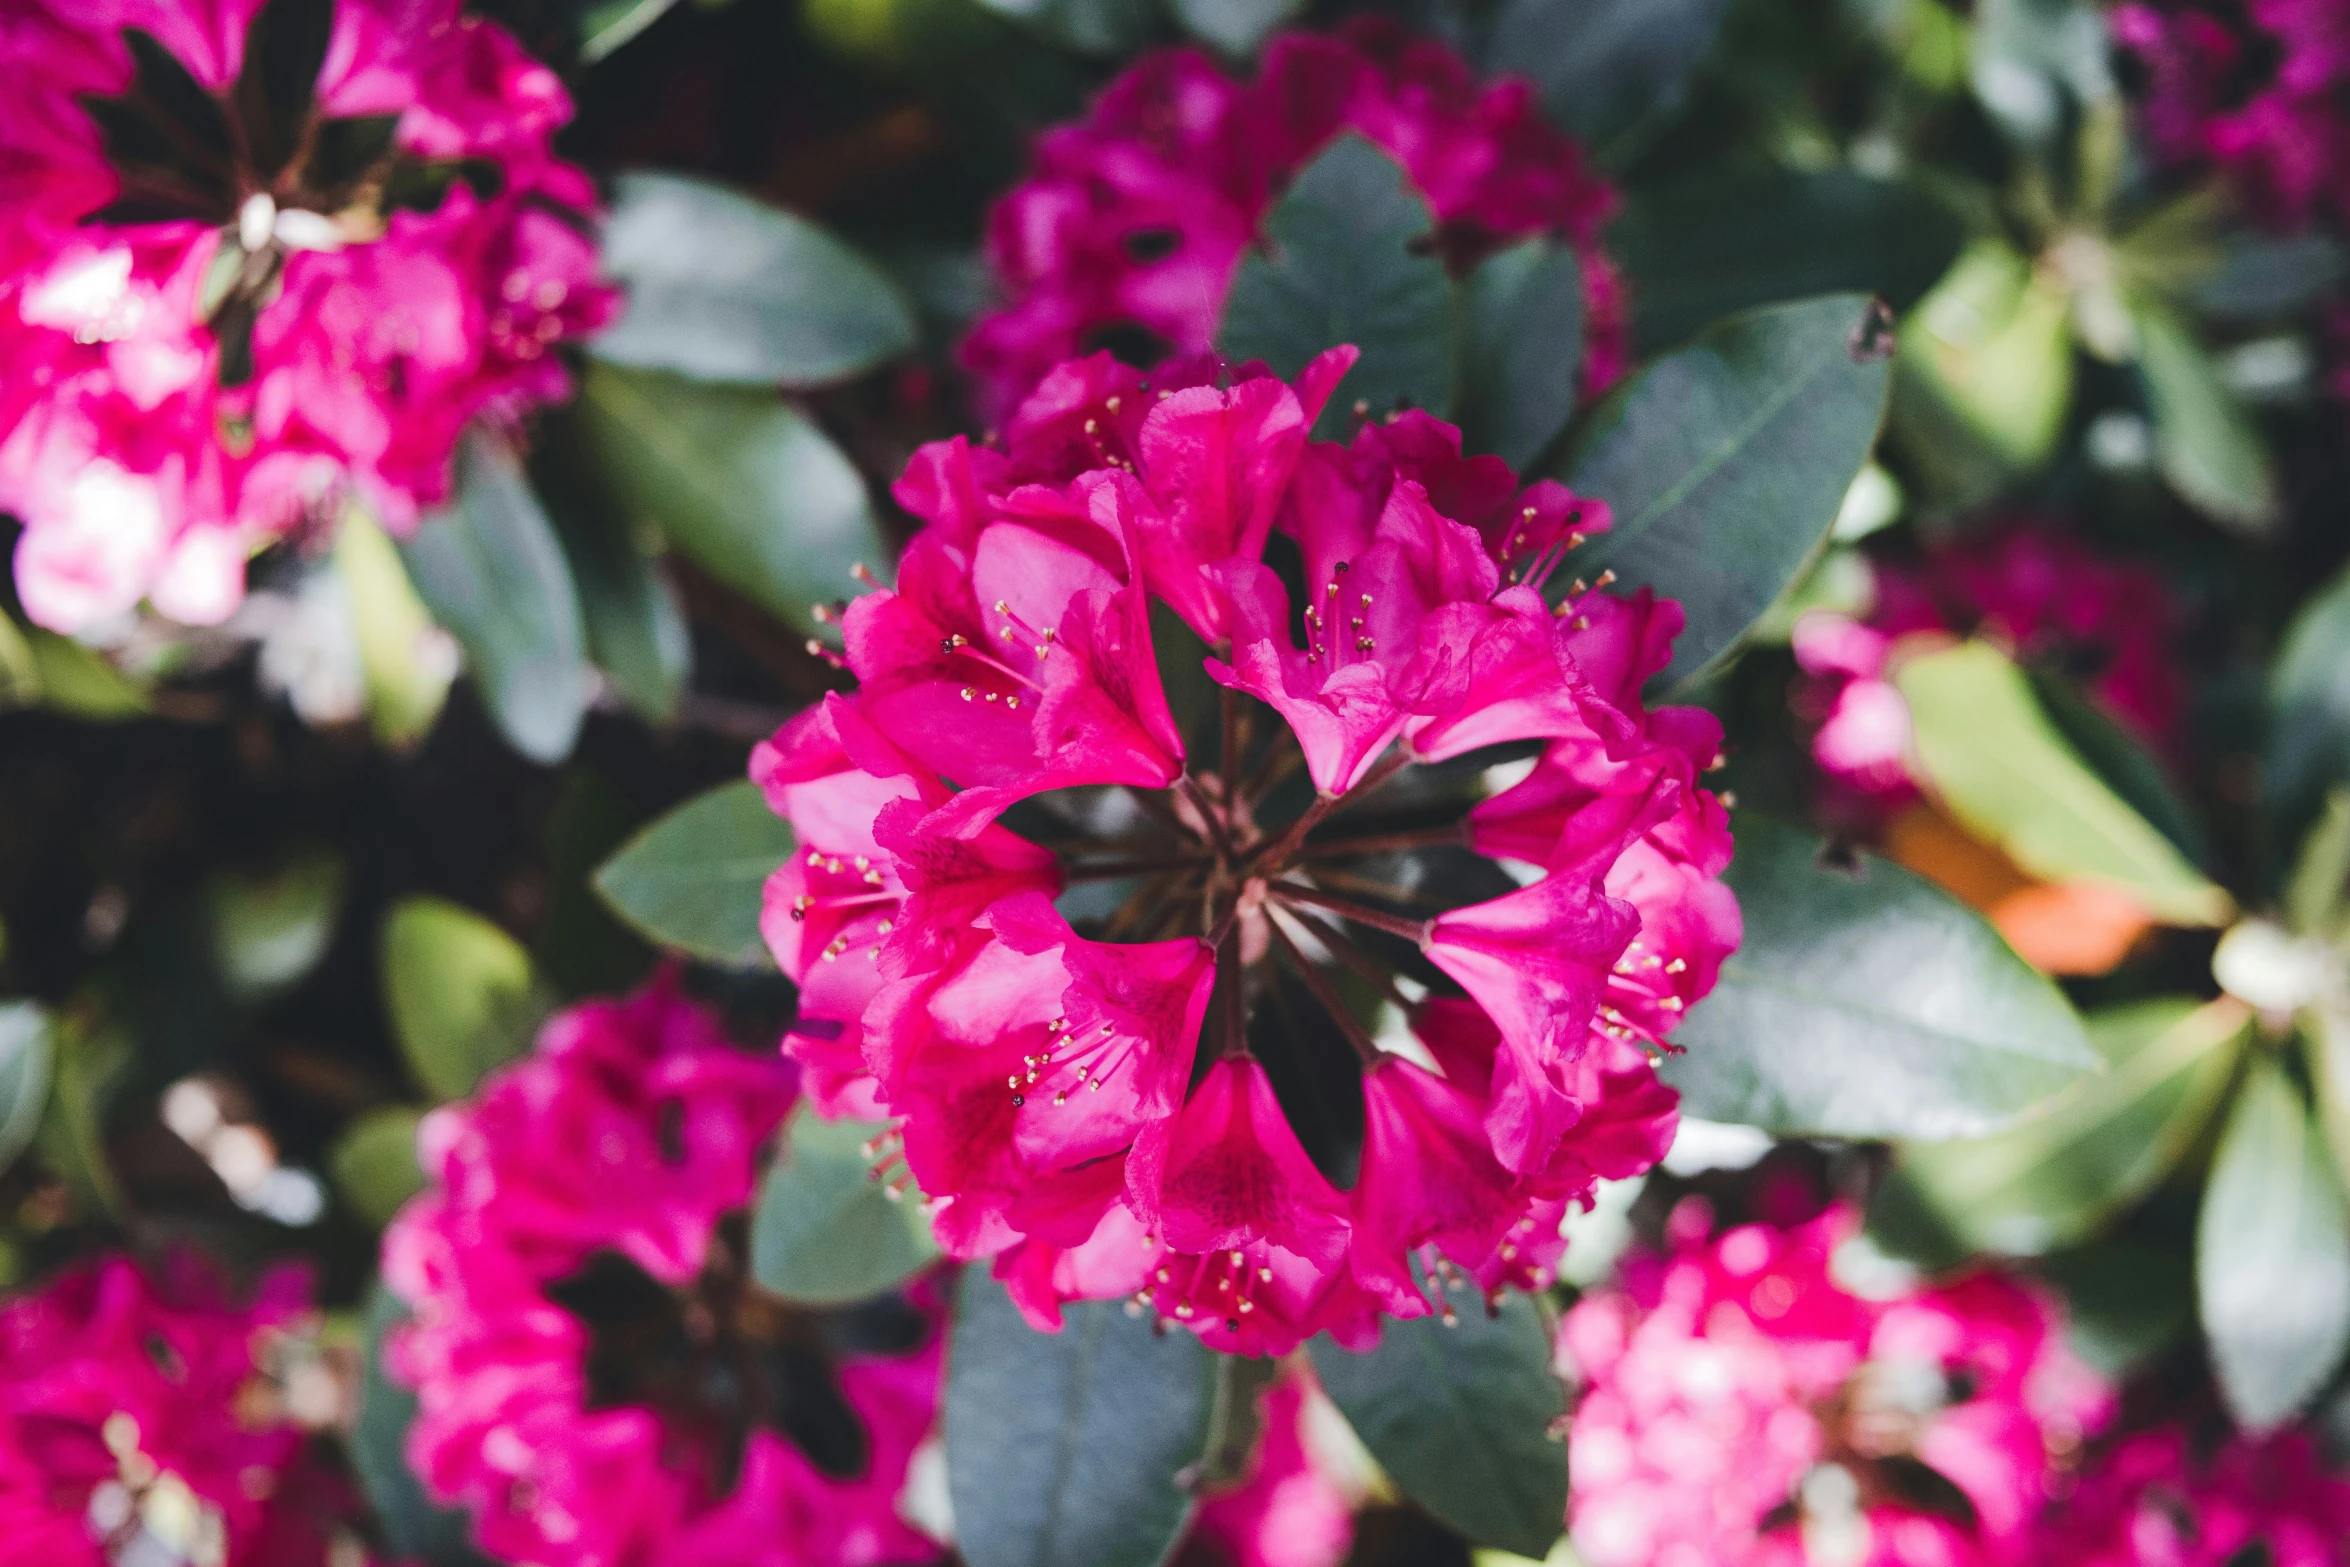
xmin=354 ymin=1286 xmax=486 ymax=1564
xmin=1457 ymin=239 xmax=1584 ymax=471
xmin=379 ymin=897 xmax=548 ymax=1102
xmin=592 ymin=780 xmax=795 ymax=967
xmin=535 ymin=413 xmax=693 ymax=724
xmin=1664 ymin=816 xmax=2098 ymax=1139
xmin=203 ymin=846 xmax=346 ymax=1004
xmin=2268 ymin=561 xmax=2350 ymax=828
xmin=593 ymin=173 xmax=918 ymax=388
xmin=2133 ymin=300 xmax=2277 ymax=534
xmin=1896 ymin=641 xmax=2233 ymax=925
xmin=749 ymin=1106 xmax=941 ymax=1303
xmin=1308 ymin=1292 xmax=1568 ymax=1559
xmin=331 ymin=1107 xmax=426 ymax=1229
xmin=0 ymin=1003 xmax=55 ymax=1179
xmin=401 ymin=434 xmax=592 ymax=765
xmin=26 ymin=628 xmax=151 ymax=720
xmin=1219 ymin=137 xmax=1457 ymax=439
xmin=335 ymin=507 xmax=454 ymax=748
xmin=2197 ymin=1055 xmax=2350 ymax=1431
xmin=570 ymin=363 xmax=887 ymax=634
xmin=1480 ymin=0 xmax=1728 ymax=153
xmin=1885 ymin=998 xmax=2247 ymax=1257
xmin=1563 ymin=294 xmax=1895 ymax=688
xmin=947 ymin=1271 xmax=1215 ymax=1567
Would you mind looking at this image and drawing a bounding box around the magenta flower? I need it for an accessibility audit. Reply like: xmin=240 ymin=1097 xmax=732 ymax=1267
xmin=960 ymin=20 xmax=1624 ymax=422
xmin=2034 ymin=1424 xmax=2350 ymax=1566
xmin=0 ymin=0 xmax=614 ymax=633
xmin=757 ymin=347 xmax=1734 ymax=1354
xmin=382 ymin=980 xmax=945 ymax=1567
xmin=0 ymin=1252 xmax=345 ymax=1567
xmin=2114 ymin=0 xmax=2350 ymax=227
xmin=1560 ymin=1203 xmax=2111 ymax=1567
xmin=1794 ymin=523 xmax=2184 ymax=811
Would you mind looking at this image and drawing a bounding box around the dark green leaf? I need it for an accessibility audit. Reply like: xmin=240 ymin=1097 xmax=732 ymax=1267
xmin=1218 ymin=137 xmax=1456 ymax=439
xmin=594 ymin=173 xmax=918 ymax=388
xmin=2197 ymin=1054 xmax=2350 ymax=1431
xmin=2038 ymin=1239 xmax=2197 ymax=1379
xmin=1884 ymin=997 xmax=2246 ymax=1256
xmin=1165 ymin=0 xmax=1301 ymax=57
xmin=1662 ymin=815 xmax=2098 ymax=1140
xmin=355 ymin=1285 xmax=490 ymax=1565
xmin=1896 ymin=641 xmax=2232 ymax=926
xmin=2026 ymin=668 xmax=2206 ymax=864
xmin=203 ymin=845 xmax=347 ymax=1003
xmin=0 ymin=1002 xmax=56 ymax=1178
xmin=401 ymin=434 xmax=591 ymax=766
xmin=537 ymin=411 xmax=691 ymax=723
xmin=2135 ymin=302 xmax=2277 ymax=535
xmin=1309 ymin=1292 xmax=1566 ymax=1558
xmin=1609 ymin=170 xmax=1963 ymax=356
xmin=969 ymin=0 xmax=1153 ymax=57
xmin=947 ymin=1270 xmax=1214 ymax=1567
xmin=592 ymin=780 xmax=795 ymax=967
xmin=331 ymin=1108 xmax=426 ymax=1229
xmin=2269 ymin=561 xmax=2350 ymax=828
xmin=1562 ymin=294 xmax=1892 ymax=687
xmin=1482 ymin=0 xmax=1727 ymax=152
xmin=379 ymin=896 xmax=548 ymax=1102
xmin=234 ymin=0 xmax=337 ymax=178
xmin=1457 ymin=240 xmax=1583 ymax=471
xmin=580 ymin=0 xmax=686 ymax=61
xmin=750 ymin=1107 xmax=940 ymax=1304
xmin=571 ymin=363 xmax=888 ymax=634
xmin=2194 ymin=231 xmax=2348 ymax=321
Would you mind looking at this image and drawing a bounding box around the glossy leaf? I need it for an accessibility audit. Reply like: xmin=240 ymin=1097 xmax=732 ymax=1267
xmin=354 ymin=1285 xmax=486 ymax=1565
xmin=580 ymin=0 xmax=684 ymax=61
xmin=2197 ymin=1054 xmax=2350 ymax=1431
xmin=1562 ymin=294 xmax=1893 ymax=687
xmin=947 ymin=1270 xmax=1214 ymax=1567
xmin=594 ymin=172 xmax=918 ymax=387
xmin=331 ymin=1107 xmax=426 ymax=1230
xmin=334 ymin=507 xmax=453 ymax=749
xmin=203 ymin=846 xmax=347 ymax=1003
xmin=1457 ymin=239 xmax=1583 ymax=471
xmin=2026 ymin=667 xmax=2206 ymax=863
xmin=1886 ymin=997 xmax=2246 ymax=1256
xmin=572 ymin=363 xmax=887 ymax=634
xmin=592 ymin=780 xmax=794 ymax=967
xmin=1896 ymin=641 xmax=2232 ymax=926
xmin=1610 ymin=169 xmax=1964 ymax=357
xmin=401 ymin=434 xmax=591 ymax=765
xmin=0 ymin=1002 xmax=56 ymax=1179
xmin=1482 ymin=0 xmax=1727 ymax=151
xmin=537 ymin=412 xmax=691 ymax=723
xmin=1218 ymin=137 xmax=1456 ymax=439
xmin=1309 ymin=1291 xmax=1567 ymax=1558
xmin=2267 ymin=560 xmax=2350 ymax=826
xmin=1166 ymin=0 xmax=1300 ymax=56
xmin=750 ymin=1106 xmax=940 ymax=1304
xmin=1662 ymin=815 xmax=2098 ymax=1140
xmin=1893 ymin=240 xmax=2073 ymax=477
xmin=379 ymin=896 xmax=548 ymax=1102
xmin=2135 ymin=301 xmax=2277 ymax=535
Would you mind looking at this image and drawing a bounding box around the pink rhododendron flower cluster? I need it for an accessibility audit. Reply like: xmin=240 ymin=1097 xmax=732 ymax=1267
xmin=0 ymin=0 xmax=615 ymax=634
xmin=962 ymin=20 xmax=1623 ymax=421
xmin=755 ymin=345 xmax=1737 ymax=1355
xmin=382 ymin=981 xmax=945 ymax=1567
xmin=1794 ymin=524 xmax=2183 ymax=806
xmin=2113 ymin=0 xmax=2350 ymax=227
xmin=1560 ymin=1203 xmax=2110 ymax=1567
xmin=0 ymin=1252 xmax=352 ymax=1567
xmin=2035 ymin=1423 xmax=2350 ymax=1566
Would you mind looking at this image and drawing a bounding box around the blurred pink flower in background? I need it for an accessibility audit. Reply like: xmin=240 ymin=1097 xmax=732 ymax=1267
xmin=0 ymin=1252 xmax=355 ymax=1567
xmin=1794 ymin=523 xmax=2184 ymax=809
xmin=1180 ymin=1367 xmax=1366 ymax=1567
xmin=961 ymin=20 xmax=1623 ymax=422
xmin=2113 ymin=0 xmax=2350 ymax=226
xmin=758 ymin=347 xmax=1734 ymax=1355
xmin=1560 ymin=1202 xmax=2109 ymax=1567
xmin=0 ymin=0 xmax=614 ymax=634
xmin=2031 ymin=1422 xmax=2350 ymax=1566
xmin=382 ymin=981 xmax=944 ymax=1567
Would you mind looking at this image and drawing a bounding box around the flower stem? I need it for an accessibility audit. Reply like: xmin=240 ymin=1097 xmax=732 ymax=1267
xmin=1266 ymin=919 xmax=1383 ymax=1067
xmin=1268 ymin=883 xmax=1430 ymax=943
xmin=1274 ymin=905 xmax=1416 ymax=1009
